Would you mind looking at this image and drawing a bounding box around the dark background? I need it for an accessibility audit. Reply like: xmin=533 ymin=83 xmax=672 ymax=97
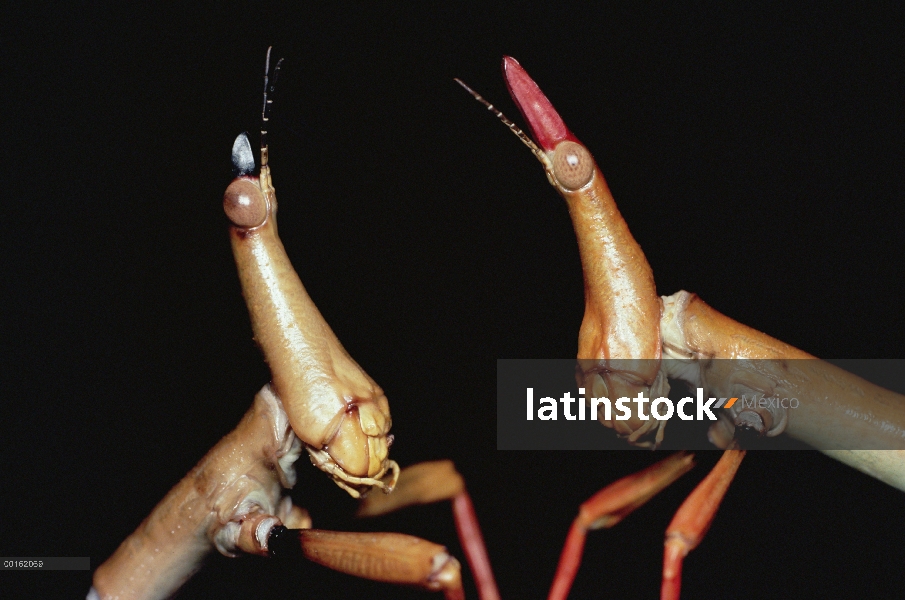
xmin=2 ymin=3 xmax=904 ymax=599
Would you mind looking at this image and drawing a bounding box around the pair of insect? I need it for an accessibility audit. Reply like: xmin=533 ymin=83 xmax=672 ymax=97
xmin=88 ymin=51 xmax=905 ymax=600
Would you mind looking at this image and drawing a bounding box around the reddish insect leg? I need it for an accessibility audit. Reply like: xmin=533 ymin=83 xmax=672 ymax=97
xmin=358 ymin=461 xmax=501 ymax=600
xmin=452 ymin=489 xmax=500 ymax=600
xmin=267 ymin=526 xmax=465 ymax=600
xmin=547 ymin=453 xmax=694 ymax=600
xmin=661 ymin=448 xmax=745 ymax=600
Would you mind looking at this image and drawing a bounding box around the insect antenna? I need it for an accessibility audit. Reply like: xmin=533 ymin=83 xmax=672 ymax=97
xmin=260 ymin=47 xmax=284 ymax=170
xmin=454 ymin=78 xmax=553 ymax=174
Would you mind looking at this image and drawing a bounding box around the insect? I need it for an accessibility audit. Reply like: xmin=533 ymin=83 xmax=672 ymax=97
xmin=88 ymin=50 xmax=463 ymax=600
xmin=86 ymin=49 xmax=904 ymax=596
xmin=453 ymin=56 xmax=905 ymax=599
xmin=464 ymin=56 xmax=905 ymax=454
xmin=86 ymin=50 xmax=697 ymax=600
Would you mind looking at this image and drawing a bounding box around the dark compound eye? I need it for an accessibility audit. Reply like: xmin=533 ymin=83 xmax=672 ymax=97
xmin=552 ymin=141 xmax=594 ymax=190
xmin=223 ymin=179 xmax=267 ymax=228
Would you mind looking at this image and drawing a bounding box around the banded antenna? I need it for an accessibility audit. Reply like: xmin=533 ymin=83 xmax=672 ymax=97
xmin=260 ymin=47 xmax=284 ymax=171
xmin=454 ymin=77 xmax=554 ymax=177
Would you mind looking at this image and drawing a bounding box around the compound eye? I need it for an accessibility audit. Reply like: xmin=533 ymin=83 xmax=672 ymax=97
xmin=552 ymin=141 xmax=594 ymax=190
xmin=223 ymin=178 xmax=267 ymax=228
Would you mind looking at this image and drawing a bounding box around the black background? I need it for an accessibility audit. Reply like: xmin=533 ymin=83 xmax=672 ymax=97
xmin=3 ymin=3 xmax=904 ymax=599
